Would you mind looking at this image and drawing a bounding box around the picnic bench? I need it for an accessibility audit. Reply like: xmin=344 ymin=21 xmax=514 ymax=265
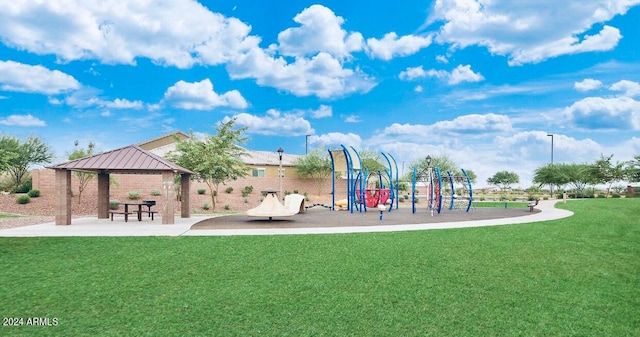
xmin=109 ymin=201 xmax=158 ymax=222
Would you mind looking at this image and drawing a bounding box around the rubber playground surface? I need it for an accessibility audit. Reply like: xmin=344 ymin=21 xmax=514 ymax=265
xmin=191 ymin=206 xmax=539 ymax=230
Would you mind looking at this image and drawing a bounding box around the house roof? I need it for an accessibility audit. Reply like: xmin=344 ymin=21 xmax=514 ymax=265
xmin=241 ymin=150 xmax=299 ymax=166
xmin=49 ymin=145 xmax=193 ymax=174
xmin=138 ymin=131 xmax=189 ymax=151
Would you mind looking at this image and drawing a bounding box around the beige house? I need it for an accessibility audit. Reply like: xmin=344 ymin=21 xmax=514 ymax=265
xmin=139 ymin=131 xmax=301 ymax=179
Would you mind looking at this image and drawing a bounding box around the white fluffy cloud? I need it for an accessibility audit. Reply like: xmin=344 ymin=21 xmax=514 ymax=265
xmin=227 ymin=50 xmax=376 ymax=98
xmin=381 ymin=113 xmax=512 ymax=142
xmin=574 ymin=78 xmax=603 ymax=92
xmin=428 ymin=0 xmax=636 ymax=65
xmin=310 ymin=132 xmax=362 ymax=149
xmin=227 ymin=109 xmax=313 ymax=136
xmin=277 ymin=5 xmax=363 ymax=58
xmin=0 ymin=1 xmax=256 ymax=68
xmin=399 ymin=64 xmax=483 ymax=85
xmin=563 ymin=96 xmax=640 ymax=130
xmin=162 ymin=79 xmax=248 ymax=110
xmin=310 ymin=105 xmax=332 ymax=118
xmin=0 ymin=60 xmax=80 ymax=94
xmin=610 ymin=80 xmax=640 ymax=97
xmin=0 ymin=114 xmax=46 ymax=127
xmin=366 ymin=32 xmax=432 ymax=60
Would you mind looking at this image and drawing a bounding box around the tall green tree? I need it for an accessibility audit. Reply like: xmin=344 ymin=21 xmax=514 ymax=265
xmin=562 ymin=163 xmax=593 ymax=197
xmin=0 ymin=135 xmax=53 ymax=192
xmin=295 ymin=149 xmax=333 ymax=196
xmin=589 ymin=154 xmax=625 ymax=197
xmin=0 ymin=136 xmax=19 ymax=173
xmin=68 ymin=140 xmax=96 ymax=203
xmin=533 ymin=163 xmax=569 ymax=195
xmin=405 ymin=154 xmax=459 ymax=181
xmin=487 ymin=171 xmax=520 ymax=191
xmin=624 ymin=154 xmax=640 ymax=182
xmin=167 ymin=118 xmax=249 ymax=211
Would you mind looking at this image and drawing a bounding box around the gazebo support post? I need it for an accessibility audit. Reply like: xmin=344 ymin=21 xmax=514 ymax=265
xmin=97 ymin=172 xmax=110 ymax=219
xmin=55 ymin=169 xmax=72 ymax=225
xmin=180 ymin=173 xmax=191 ymax=218
xmin=162 ymin=171 xmax=175 ymax=224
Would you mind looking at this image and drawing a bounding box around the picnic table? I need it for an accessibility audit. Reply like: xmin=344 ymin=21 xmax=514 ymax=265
xmin=109 ymin=201 xmax=157 ymax=222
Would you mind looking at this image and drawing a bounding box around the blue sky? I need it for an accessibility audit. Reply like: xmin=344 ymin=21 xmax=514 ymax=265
xmin=1 ymin=0 xmax=639 ymax=187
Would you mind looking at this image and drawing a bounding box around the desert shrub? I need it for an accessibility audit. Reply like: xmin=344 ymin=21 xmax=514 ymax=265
xmin=150 ymin=189 xmax=161 ymax=196
xmin=197 ymin=189 xmax=206 ymax=195
xmin=27 ymin=189 xmax=40 ymax=197
xmin=241 ymin=185 xmax=253 ymax=197
xmin=243 ymin=197 xmax=249 ymax=203
xmin=109 ymin=200 xmax=120 ymax=210
xmin=224 ymin=204 xmax=231 ymax=210
xmin=225 ymin=187 xmax=233 ymax=194
xmin=202 ymin=203 xmax=211 ymax=210
xmin=127 ymin=190 xmax=141 ymax=200
xmin=293 ymin=189 xmax=299 ymax=194
xmin=12 ymin=177 xmax=32 ymax=193
xmin=15 ymin=195 xmax=30 ymax=204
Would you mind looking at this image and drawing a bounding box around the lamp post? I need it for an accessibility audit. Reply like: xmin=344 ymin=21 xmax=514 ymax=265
xmin=305 ymin=135 xmax=311 ymax=154
xmin=277 ymin=147 xmax=284 ymax=200
xmin=426 ymin=155 xmax=433 ymax=216
xmin=547 ymin=134 xmax=554 ymax=198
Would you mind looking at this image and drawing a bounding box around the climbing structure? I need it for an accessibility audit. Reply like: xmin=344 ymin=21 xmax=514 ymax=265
xmin=329 ymin=146 xmax=398 ymax=213
xmin=412 ymin=164 xmax=473 ymax=215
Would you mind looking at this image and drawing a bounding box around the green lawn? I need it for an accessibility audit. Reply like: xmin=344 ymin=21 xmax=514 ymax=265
xmin=1 ymin=199 xmax=638 ymax=336
xmin=0 ymin=213 xmax=19 ymax=218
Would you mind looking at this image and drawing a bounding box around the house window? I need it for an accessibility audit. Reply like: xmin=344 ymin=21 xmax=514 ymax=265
xmin=252 ymin=168 xmax=265 ymax=177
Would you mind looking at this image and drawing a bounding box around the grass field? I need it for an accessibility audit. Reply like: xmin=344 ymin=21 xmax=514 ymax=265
xmin=1 ymin=199 xmax=638 ymax=336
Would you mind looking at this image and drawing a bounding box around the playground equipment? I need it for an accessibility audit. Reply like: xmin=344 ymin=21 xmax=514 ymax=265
xmin=246 ymin=191 xmax=305 ymax=220
xmin=329 ymin=145 xmax=399 ymax=213
xmin=411 ymin=158 xmax=473 ymax=215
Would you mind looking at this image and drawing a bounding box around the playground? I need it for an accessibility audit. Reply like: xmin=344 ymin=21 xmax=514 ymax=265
xmin=231 ymin=145 xmax=482 ymax=229
xmin=191 ymin=205 xmax=538 ymax=230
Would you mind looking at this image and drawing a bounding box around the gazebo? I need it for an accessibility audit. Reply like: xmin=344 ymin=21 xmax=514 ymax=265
xmin=49 ymin=145 xmax=193 ymax=225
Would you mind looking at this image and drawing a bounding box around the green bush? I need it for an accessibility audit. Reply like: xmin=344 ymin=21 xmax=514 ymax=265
xmin=12 ymin=177 xmax=32 ymax=193
xmin=243 ymin=198 xmax=249 ymax=203
xmin=293 ymin=189 xmax=299 ymax=194
xmin=27 ymin=189 xmax=40 ymax=198
xmin=150 ymin=189 xmax=161 ymax=196
xmin=612 ymin=193 xmax=621 ymax=198
xmin=202 ymin=203 xmax=211 ymax=210
xmin=224 ymin=204 xmax=231 ymax=210
xmin=225 ymin=187 xmax=234 ymax=194
xmin=16 ymin=195 xmax=31 ymax=204
xmin=109 ymin=200 xmax=120 ymax=210
xmin=197 ymin=189 xmax=206 ymax=195
xmin=127 ymin=190 xmax=141 ymax=200
xmin=241 ymin=185 xmax=254 ymax=197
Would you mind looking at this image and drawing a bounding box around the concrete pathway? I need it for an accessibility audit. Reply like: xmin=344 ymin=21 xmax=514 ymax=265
xmin=0 ymin=200 xmax=573 ymax=237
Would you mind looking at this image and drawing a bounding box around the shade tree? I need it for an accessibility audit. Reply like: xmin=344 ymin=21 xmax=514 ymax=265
xmin=166 ymin=118 xmax=249 ymax=211
xmin=67 ymin=140 xmax=96 ymax=203
xmin=0 ymin=135 xmax=53 ymax=192
xmin=487 ymin=171 xmax=520 ymax=191
xmin=294 ymin=149 xmax=333 ymax=196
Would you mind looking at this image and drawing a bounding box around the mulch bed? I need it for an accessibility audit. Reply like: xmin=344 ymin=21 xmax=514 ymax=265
xmin=191 ymin=206 xmax=539 ymax=230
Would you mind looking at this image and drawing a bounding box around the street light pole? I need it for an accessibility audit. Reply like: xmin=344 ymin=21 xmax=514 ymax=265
xmin=426 ymin=155 xmax=433 ymax=217
xmin=305 ymin=135 xmax=310 ymax=154
xmin=277 ymin=147 xmax=284 ymax=200
xmin=547 ymin=134 xmax=554 ymax=198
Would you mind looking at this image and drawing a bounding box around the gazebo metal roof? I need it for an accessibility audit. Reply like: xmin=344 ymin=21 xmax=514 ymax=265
xmin=49 ymin=145 xmax=193 ymax=174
